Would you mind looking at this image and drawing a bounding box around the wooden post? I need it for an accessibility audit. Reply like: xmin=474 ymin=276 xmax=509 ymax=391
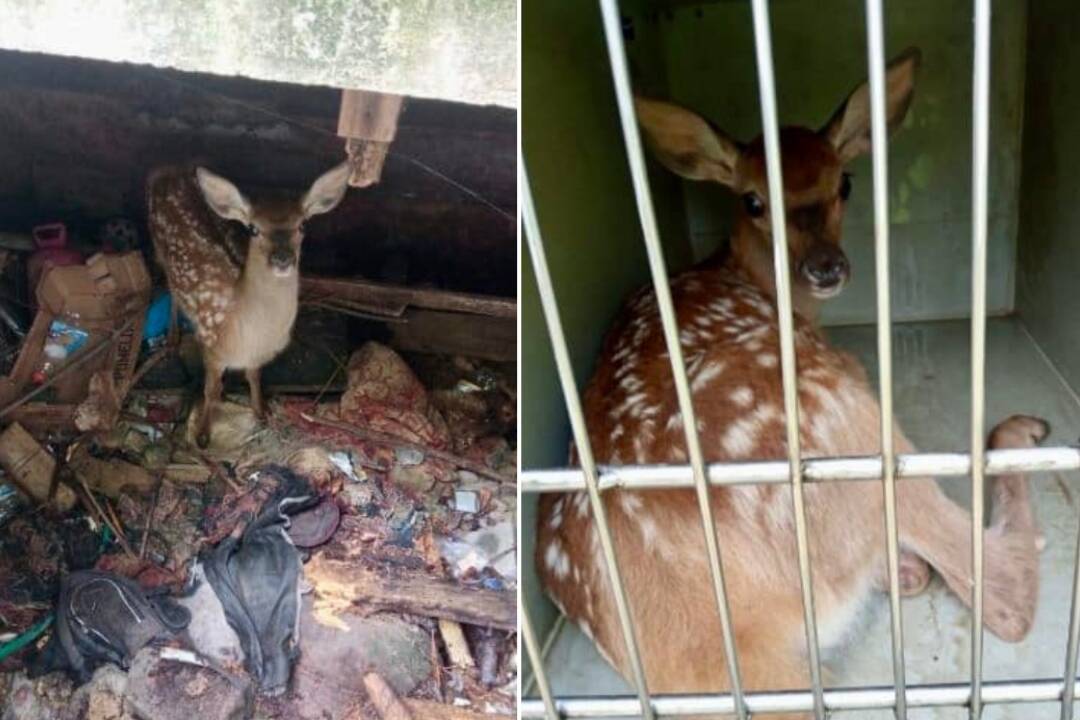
xmin=337 ymin=90 xmax=404 ymax=188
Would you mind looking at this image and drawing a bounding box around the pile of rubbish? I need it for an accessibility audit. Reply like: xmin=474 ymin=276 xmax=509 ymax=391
xmin=0 ymin=326 xmax=518 ymax=720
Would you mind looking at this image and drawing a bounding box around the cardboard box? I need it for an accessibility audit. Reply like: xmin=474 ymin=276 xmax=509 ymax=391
xmin=0 ymin=252 xmax=151 ymax=408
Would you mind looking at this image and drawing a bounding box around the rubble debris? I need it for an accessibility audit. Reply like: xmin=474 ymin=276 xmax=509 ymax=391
xmin=78 ymin=665 xmax=131 ymax=720
xmin=300 ymin=412 xmax=512 ymax=485
xmin=440 ymin=521 xmax=516 ymax=584
xmin=68 ymin=447 xmax=154 ymax=499
xmin=453 ymin=491 xmax=480 ymax=514
xmin=305 ymin=555 xmax=515 ymax=631
xmin=2 ymin=671 xmax=78 ymax=720
xmin=175 ymin=565 xmax=244 ymax=670
xmin=184 ymin=402 xmax=258 ymax=455
xmin=0 ymin=252 xmax=150 ymax=413
xmin=0 ymin=422 xmax=74 ymax=511
xmin=0 ymin=310 xmax=518 ymax=717
xmin=340 ymin=342 xmax=450 ymax=449
xmin=294 ymin=596 xmax=432 ymax=720
xmin=402 ymin=699 xmax=511 ymax=720
xmin=30 ymin=571 xmax=190 ymax=684
xmin=124 ymin=648 xmax=253 ymax=720
xmin=73 ymin=371 xmax=121 ymax=433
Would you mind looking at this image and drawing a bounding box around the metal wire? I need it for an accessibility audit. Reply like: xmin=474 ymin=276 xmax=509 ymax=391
xmin=519 ymin=677 xmax=1080 ymax=718
xmin=748 ymin=1 xmax=825 ymax=715
xmin=521 ymin=159 xmax=655 ymax=720
xmin=521 ymin=446 xmax=1080 ymax=492
xmin=969 ymin=0 xmax=993 ymax=716
xmin=521 ymin=602 xmax=560 ymax=720
xmin=594 ymin=0 xmax=747 ymax=713
xmin=864 ymin=1 xmax=907 ymax=715
xmin=1062 ymin=515 xmax=1080 ymax=720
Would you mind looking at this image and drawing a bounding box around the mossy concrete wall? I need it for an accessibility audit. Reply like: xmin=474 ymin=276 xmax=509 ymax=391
xmin=0 ymin=0 xmax=517 ymax=107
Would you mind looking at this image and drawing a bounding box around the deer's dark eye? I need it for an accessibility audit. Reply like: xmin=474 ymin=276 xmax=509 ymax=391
xmin=247 ymin=224 xmax=260 ymax=237
xmin=743 ymin=193 xmax=765 ymax=218
xmin=839 ymin=173 xmax=853 ymax=201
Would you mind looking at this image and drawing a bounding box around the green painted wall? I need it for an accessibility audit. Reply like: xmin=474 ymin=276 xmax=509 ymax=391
xmin=1016 ymin=3 xmax=1080 ymax=393
xmin=649 ymin=0 xmax=1027 ymax=325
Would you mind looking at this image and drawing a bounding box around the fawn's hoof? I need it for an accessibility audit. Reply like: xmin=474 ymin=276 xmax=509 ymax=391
xmin=898 ymin=552 xmax=931 ymax=597
xmin=991 ymin=414 xmax=1050 ymax=447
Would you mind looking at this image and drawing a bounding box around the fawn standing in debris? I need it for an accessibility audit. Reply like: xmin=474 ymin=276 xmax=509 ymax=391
xmin=148 ymin=163 xmax=350 ymax=447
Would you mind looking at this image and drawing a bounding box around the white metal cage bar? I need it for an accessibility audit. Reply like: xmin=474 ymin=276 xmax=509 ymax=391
xmin=521 ymin=446 xmax=1080 ymax=492
xmin=521 ymin=600 xmax=560 ymax=720
xmin=750 ymin=1 xmax=825 ymax=713
xmin=969 ymin=0 xmax=993 ymax=717
xmin=864 ymin=0 xmax=907 ymax=714
xmin=1061 ymin=517 xmax=1080 ymax=720
xmin=520 ymin=677 xmax=1080 ymax=718
xmin=521 ymin=159 xmax=657 ymax=720
xmin=596 ymin=0 xmax=748 ymax=715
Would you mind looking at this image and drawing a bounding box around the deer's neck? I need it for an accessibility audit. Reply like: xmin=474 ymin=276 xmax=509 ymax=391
xmin=729 ymin=226 xmax=822 ymax=323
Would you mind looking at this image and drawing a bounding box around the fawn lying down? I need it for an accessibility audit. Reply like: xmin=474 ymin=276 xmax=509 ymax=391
xmin=536 ymin=47 xmax=1045 ymax=716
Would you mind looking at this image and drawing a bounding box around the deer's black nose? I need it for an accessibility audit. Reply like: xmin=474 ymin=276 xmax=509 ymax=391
xmin=269 ymin=247 xmax=295 ymax=269
xmin=801 ymin=247 xmax=850 ymax=288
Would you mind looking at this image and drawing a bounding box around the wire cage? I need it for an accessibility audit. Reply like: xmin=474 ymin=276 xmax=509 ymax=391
xmin=519 ymin=0 xmax=1080 ymax=718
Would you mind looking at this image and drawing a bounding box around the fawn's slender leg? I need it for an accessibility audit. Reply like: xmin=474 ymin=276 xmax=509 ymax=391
xmin=196 ymin=359 xmax=225 ymax=449
xmin=897 ymin=414 xmax=1046 ymax=642
xmin=245 ymin=367 xmax=265 ymax=419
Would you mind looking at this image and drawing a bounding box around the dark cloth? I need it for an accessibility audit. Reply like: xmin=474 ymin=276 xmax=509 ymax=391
xmin=30 ymin=571 xmax=190 ymax=683
xmin=201 ymin=466 xmax=311 ymax=695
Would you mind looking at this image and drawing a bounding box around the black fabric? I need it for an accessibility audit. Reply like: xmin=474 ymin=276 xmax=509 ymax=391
xmin=30 ymin=571 xmax=190 ymax=684
xmin=202 ymin=468 xmax=311 ymax=695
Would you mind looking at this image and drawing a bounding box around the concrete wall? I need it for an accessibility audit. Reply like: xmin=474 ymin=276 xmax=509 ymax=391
xmin=0 ymin=0 xmax=517 ymax=107
xmin=652 ymin=0 xmax=1028 ymax=326
xmin=1016 ymin=3 xmax=1080 ymax=393
xmin=0 ymin=50 xmax=516 ymax=297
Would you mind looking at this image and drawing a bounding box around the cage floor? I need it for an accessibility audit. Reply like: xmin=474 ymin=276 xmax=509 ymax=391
xmin=533 ymin=316 xmax=1080 ymax=719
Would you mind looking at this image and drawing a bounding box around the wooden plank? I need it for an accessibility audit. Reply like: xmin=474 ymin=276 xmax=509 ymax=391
xmin=338 ymin=90 xmax=404 ymax=188
xmin=338 ymin=90 xmax=404 ymax=142
xmin=362 ymin=673 xmax=413 ymax=720
xmin=305 ymin=554 xmax=515 ymax=631
xmin=0 ymin=421 xmax=74 ymax=510
xmin=439 ymin=619 xmax=475 ymax=669
xmin=390 ymin=309 xmax=515 ymax=362
xmin=301 ymin=276 xmax=516 ymax=319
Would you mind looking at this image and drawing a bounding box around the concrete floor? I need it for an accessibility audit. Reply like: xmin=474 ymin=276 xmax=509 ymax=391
xmin=530 ymin=317 xmax=1080 ymax=719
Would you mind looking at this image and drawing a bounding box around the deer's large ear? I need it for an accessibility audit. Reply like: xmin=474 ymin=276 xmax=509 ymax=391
xmin=302 ymin=162 xmax=350 ymax=218
xmin=196 ymin=167 xmax=252 ymax=223
xmin=635 ymin=96 xmax=741 ymax=187
xmin=820 ymin=47 xmax=921 ymax=163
